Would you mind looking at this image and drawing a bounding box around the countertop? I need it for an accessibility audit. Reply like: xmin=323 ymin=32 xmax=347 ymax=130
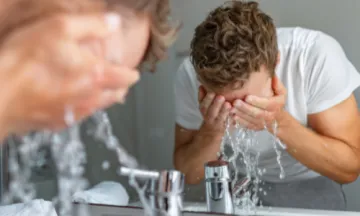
xmin=129 ymin=201 xmax=360 ymax=216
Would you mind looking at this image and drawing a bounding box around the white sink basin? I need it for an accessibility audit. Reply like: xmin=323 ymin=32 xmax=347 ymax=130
xmin=183 ymin=202 xmax=360 ymax=216
xmin=129 ymin=201 xmax=360 ymax=216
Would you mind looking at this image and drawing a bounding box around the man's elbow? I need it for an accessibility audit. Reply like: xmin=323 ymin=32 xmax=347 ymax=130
xmin=345 ymin=171 xmax=359 ymax=183
xmin=335 ymin=172 xmax=359 ymax=184
xmin=339 ymin=154 xmax=360 ymax=184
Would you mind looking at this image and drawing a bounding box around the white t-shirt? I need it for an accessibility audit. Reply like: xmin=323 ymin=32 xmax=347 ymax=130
xmin=174 ymin=27 xmax=360 ymax=183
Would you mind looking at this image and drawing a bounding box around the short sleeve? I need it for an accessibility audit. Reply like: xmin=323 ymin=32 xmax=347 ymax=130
xmin=305 ymin=33 xmax=360 ymax=114
xmin=174 ymin=58 xmax=203 ymax=130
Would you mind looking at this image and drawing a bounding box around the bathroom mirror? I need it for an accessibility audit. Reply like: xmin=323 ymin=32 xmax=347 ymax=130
xmin=1 ymin=0 xmax=360 ymax=216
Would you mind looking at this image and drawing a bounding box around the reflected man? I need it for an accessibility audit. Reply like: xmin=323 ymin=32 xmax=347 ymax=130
xmin=174 ymin=1 xmax=360 ymax=210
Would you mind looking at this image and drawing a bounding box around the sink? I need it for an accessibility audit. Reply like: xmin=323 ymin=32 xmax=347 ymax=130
xmin=77 ymin=203 xmax=360 ymax=216
xmin=76 ymin=202 xmax=360 ymax=216
xmin=127 ymin=201 xmax=360 ymax=216
xmin=182 ymin=202 xmax=360 ymax=216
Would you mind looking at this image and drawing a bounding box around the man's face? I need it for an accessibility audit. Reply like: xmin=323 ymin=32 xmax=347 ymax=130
xmin=207 ymin=65 xmax=273 ymax=103
xmin=116 ymin=11 xmax=151 ymax=69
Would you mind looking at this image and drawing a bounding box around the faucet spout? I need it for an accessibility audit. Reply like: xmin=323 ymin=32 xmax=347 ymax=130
xmin=204 ymin=160 xmax=234 ymax=214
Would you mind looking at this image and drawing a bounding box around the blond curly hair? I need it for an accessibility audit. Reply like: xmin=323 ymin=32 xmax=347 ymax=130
xmin=190 ymin=1 xmax=278 ymax=90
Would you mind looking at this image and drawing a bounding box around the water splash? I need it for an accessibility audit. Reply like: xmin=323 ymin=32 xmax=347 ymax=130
xmin=220 ymin=120 xmax=260 ymax=212
xmin=264 ymin=120 xmax=286 ymax=179
xmin=2 ymin=137 xmax=36 ymax=204
xmin=127 ymin=174 xmax=154 ymax=216
xmin=91 ymin=111 xmax=157 ymax=215
xmin=51 ymin=109 xmax=88 ymax=216
xmin=2 ymin=109 xmax=143 ymax=216
xmin=102 ymin=160 xmax=110 ymax=170
xmin=92 ymin=111 xmax=138 ymax=169
xmin=220 ymin=118 xmax=286 ymax=212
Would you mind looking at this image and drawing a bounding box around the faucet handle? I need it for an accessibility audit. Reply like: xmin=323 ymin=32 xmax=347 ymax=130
xmin=150 ymin=170 xmax=185 ymax=194
xmin=118 ymin=167 xmax=160 ymax=180
xmin=233 ymin=177 xmax=254 ymax=198
xmin=119 ymin=167 xmax=185 ymax=194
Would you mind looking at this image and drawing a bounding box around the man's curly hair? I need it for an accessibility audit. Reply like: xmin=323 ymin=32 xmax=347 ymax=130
xmin=0 ymin=0 xmax=179 ymax=71
xmin=190 ymin=1 xmax=278 ymax=90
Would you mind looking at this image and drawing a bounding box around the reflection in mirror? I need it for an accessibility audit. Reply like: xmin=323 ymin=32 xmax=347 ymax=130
xmin=1 ymin=0 xmax=360 ymax=216
xmin=171 ymin=1 xmax=360 ymax=215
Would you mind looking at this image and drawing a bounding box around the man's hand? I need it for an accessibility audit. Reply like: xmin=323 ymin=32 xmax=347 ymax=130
xmin=231 ymin=77 xmax=287 ymax=131
xmin=198 ymin=86 xmax=231 ymax=134
xmin=0 ymin=13 xmax=140 ymax=136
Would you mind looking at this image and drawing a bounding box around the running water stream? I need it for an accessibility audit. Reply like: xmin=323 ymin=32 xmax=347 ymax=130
xmin=220 ymin=119 xmax=286 ymax=212
xmin=1 ymin=110 xmax=148 ymax=216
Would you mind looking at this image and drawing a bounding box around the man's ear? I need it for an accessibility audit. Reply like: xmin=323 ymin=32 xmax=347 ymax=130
xmin=198 ymin=85 xmax=207 ymax=102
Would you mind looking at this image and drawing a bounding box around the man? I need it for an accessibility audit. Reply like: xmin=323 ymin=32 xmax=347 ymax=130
xmin=174 ymin=1 xmax=360 ymax=210
xmin=0 ymin=0 xmax=177 ymax=142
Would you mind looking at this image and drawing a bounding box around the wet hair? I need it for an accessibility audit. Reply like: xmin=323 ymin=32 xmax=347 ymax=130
xmin=190 ymin=1 xmax=278 ymax=90
xmin=0 ymin=0 xmax=179 ymax=71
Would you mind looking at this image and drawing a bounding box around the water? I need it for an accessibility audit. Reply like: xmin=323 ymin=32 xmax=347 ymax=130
xmin=220 ymin=120 xmax=260 ymax=212
xmin=2 ymin=109 xmax=90 ymax=216
xmin=102 ymin=160 xmax=110 ymax=170
xmin=265 ymin=120 xmax=286 ymax=179
xmin=127 ymin=174 xmax=153 ymax=216
xmin=51 ymin=109 xmax=89 ymax=216
xmin=92 ymin=111 xmax=138 ymax=169
xmin=2 ymin=137 xmax=36 ymax=204
xmin=2 ymin=110 xmax=144 ymax=216
xmin=92 ymin=112 xmax=159 ymax=215
xmin=220 ymin=119 xmax=286 ymax=212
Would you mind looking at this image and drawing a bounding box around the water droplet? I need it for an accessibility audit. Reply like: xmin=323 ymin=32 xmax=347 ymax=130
xmin=280 ymin=172 xmax=285 ymax=179
xmin=102 ymin=161 xmax=110 ymax=170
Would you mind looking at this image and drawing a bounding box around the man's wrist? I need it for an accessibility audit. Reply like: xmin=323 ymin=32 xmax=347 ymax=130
xmin=272 ymin=110 xmax=294 ymax=137
xmin=199 ymin=123 xmax=225 ymax=141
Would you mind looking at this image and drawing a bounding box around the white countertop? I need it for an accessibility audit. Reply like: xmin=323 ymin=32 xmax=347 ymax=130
xmin=183 ymin=202 xmax=360 ymax=216
xmin=130 ymin=201 xmax=360 ymax=216
xmin=241 ymin=207 xmax=360 ymax=216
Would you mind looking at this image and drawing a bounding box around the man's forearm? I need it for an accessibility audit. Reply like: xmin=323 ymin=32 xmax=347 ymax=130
xmin=276 ymin=111 xmax=360 ymax=183
xmin=174 ymin=128 xmax=223 ymax=184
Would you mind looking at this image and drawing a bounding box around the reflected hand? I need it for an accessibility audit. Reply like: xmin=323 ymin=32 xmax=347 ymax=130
xmin=0 ymin=13 xmax=140 ymax=135
xmin=198 ymin=86 xmax=232 ymax=134
xmin=231 ymin=77 xmax=287 ymax=131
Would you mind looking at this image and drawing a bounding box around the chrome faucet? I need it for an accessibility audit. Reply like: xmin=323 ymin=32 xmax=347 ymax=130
xmin=204 ymin=160 xmax=234 ymax=214
xmin=204 ymin=160 xmax=254 ymax=214
xmin=119 ymin=167 xmax=185 ymax=216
